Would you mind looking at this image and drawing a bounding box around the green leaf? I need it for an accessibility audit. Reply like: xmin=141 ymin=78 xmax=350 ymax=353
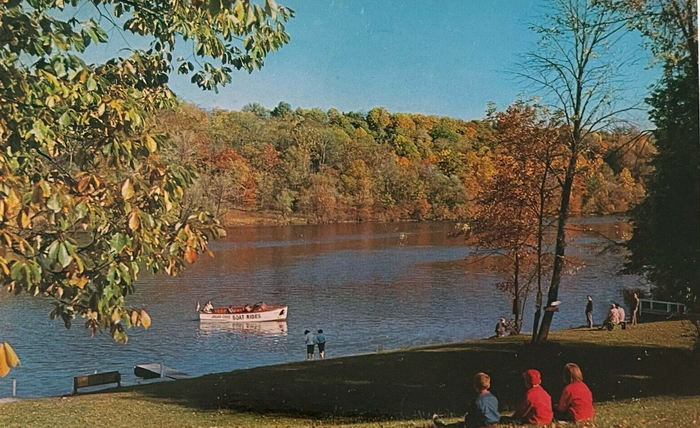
xmin=46 ymin=194 xmax=61 ymax=212
xmin=58 ymin=111 xmax=73 ymax=127
xmin=57 ymin=242 xmax=72 ymax=268
xmin=86 ymin=77 xmax=97 ymax=91
xmin=110 ymin=233 xmax=127 ymax=253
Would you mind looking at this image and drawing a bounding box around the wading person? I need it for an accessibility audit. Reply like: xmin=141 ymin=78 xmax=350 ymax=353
xmin=556 ymin=363 xmax=595 ymax=423
xmin=585 ymin=295 xmax=593 ymax=328
xmin=316 ymin=329 xmax=326 ymax=359
xmin=304 ymin=329 xmax=317 ymax=360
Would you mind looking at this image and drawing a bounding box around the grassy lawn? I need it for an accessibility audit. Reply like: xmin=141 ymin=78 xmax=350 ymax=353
xmin=0 ymin=320 xmax=697 ymax=427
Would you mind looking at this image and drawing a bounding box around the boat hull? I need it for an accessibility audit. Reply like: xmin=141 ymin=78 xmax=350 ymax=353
xmin=198 ymin=306 xmax=288 ymax=322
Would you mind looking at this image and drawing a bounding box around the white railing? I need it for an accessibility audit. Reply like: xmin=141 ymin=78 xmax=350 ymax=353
xmin=639 ymin=298 xmax=687 ymax=316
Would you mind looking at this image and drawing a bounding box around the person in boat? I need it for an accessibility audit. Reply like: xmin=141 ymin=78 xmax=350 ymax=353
xmin=253 ymin=301 xmax=268 ymax=312
xmin=316 ymin=329 xmax=326 ymax=359
xmin=202 ymin=301 xmax=214 ymax=313
xmin=304 ymin=329 xmax=317 ymax=360
xmin=244 ymin=304 xmax=253 ymax=312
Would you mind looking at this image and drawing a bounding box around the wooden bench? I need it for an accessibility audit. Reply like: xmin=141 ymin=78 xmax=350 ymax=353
xmin=73 ymin=371 xmax=121 ymax=394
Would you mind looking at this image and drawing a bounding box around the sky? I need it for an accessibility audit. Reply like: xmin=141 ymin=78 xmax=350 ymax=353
xmin=160 ymin=0 xmax=658 ymax=122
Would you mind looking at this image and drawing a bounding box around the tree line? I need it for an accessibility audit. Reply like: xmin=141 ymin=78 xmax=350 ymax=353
xmin=157 ymin=101 xmax=652 ymax=226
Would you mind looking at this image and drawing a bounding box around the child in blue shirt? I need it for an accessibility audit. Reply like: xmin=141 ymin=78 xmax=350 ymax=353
xmin=464 ymin=372 xmax=500 ymax=428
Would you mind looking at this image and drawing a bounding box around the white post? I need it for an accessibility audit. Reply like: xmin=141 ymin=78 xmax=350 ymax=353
xmin=160 ymin=362 xmax=164 ymax=378
xmin=11 ymin=379 xmax=16 ymax=397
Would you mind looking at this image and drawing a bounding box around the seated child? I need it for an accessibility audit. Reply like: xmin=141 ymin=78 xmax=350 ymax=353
xmin=432 ymin=372 xmax=499 ymax=428
xmin=464 ymin=372 xmax=500 ymax=428
xmin=556 ymin=363 xmax=595 ymax=422
xmin=512 ymin=369 xmax=553 ymax=425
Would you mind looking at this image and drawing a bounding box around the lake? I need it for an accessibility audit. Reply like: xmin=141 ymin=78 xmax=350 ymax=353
xmin=0 ymin=218 xmax=644 ymax=398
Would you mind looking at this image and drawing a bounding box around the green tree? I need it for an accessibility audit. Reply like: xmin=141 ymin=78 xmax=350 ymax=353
xmin=0 ymin=0 xmax=292 ymax=341
xmin=606 ymin=0 xmax=699 ymax=309
xmin=271 ymin=101 xmax=293 ymax=118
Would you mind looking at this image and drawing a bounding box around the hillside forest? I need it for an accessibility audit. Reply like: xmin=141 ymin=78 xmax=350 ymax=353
xmin=158 ymin=102 xmax=654 ymax=226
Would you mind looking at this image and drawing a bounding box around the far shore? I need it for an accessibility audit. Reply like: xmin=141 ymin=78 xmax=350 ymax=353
xmin=219 ymin=208 xmax=631 ymax=228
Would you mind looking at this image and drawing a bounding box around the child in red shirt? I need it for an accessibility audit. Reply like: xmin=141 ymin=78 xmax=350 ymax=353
xmin=512 ymin=369 xmax=553 ymax=425
xmin=557 ymin=363 xmax=595 ymax=422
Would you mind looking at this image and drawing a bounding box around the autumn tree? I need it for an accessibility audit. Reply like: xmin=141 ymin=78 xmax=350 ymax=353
xmin=0 ymin=0 xmax=292 ymax=341
xmin=470 ymin=103 xmax=562 ymax=333
xmin=523 ymin=0 xmax=635 ymax=342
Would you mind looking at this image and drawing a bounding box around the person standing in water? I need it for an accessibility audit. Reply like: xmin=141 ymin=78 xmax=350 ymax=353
xmin=316 ymin=329 xmax=327 ymax=359
xmin=304 ymin=330 xmax=317 ymax=360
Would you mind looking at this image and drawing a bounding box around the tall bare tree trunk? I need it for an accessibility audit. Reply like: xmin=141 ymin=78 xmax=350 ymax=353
xmin=536 ymin=145 xmax=578 ymax=342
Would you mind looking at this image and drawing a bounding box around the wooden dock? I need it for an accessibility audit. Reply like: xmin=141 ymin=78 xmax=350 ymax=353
xmin=134 ymin=363 xmax=192 ymax=380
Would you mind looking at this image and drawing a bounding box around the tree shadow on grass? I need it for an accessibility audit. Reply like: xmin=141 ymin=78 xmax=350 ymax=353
xmin=119 ymin=333 xmax=700 ymax=422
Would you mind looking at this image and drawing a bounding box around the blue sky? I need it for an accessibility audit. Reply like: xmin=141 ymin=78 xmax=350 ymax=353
xmin=163 ymin=0 xmax=658 ymax=121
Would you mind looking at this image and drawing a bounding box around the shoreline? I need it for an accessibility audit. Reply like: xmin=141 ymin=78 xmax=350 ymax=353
xmin=219 ymin=208 xmax=632 ymax=228
xmin=0 ymin=320 xmax=696 ymax=428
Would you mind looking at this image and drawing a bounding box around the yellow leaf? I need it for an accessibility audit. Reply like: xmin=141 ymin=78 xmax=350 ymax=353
xmin=184 ymin=246 xmax=197 ymax=264
xmin=121 ymin=179 xmax=134 ymax=200
xmin=140 ymin=310 xmax=151 ymax=329
xmin=128 ymin=212 xmax=140 ymax=231
xmin=111 ymin=310 xmax=121 ymax=324
xmin=0 ymin=344 xmax=10 ymax=377
xmin=144 ymin=135 xmax=157 ymax=153
xmin=3 ymin=342 xmax=20 ymax=368
xmin=18 ymin=208 xmax=31 ymax=228
xmin=130 ymin=310 xmax=139 ymax=326
xmin=70 ymin=276 xmax=88 ymax=289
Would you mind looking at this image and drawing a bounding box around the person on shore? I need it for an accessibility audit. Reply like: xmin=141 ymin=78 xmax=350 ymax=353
xmin=556 ymin=363 xmax=595 ymax=422
xmin=316 ymin=329 xmax=327 ymax=359
xmin=631 ymin=292 xmax=641 ymax=326
xmin=494 ymin=318 xmax=507 ymax=338
xmin=602 ymin=303 xmax=619 ymax=330
xmin=511 ymin=369 xmax=553 ymax=425
xmin=585 ymin=295 xmax=593 ymax=329
xmin=304 ymin=329 xmax=317 ymax=360
xmin=433 ymin=372 xmax=500 ymax=428
xmin=616 ymin=303 xmax=627 ymax=329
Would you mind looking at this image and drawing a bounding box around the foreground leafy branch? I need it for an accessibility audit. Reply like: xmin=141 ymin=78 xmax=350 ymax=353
xmin=0 ymin=0 xmax=292 ymax=342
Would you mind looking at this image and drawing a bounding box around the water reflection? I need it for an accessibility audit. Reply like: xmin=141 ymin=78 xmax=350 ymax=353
xmin=198 ymin=321 xmax=288 ymax=336
xmin=0 ymin=218 xmax=644 ymax=398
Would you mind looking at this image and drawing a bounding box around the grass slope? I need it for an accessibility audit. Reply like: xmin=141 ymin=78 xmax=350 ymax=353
xmin=1 ymin=320 xmax=697 ymax=428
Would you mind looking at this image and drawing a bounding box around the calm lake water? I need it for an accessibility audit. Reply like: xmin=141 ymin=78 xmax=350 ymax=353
xmin=0 ymin=218 xmax=644 ymax=398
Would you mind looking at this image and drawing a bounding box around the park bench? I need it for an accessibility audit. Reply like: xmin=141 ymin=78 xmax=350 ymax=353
xmin=73 ymin=370 xmax=121 ymax=394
